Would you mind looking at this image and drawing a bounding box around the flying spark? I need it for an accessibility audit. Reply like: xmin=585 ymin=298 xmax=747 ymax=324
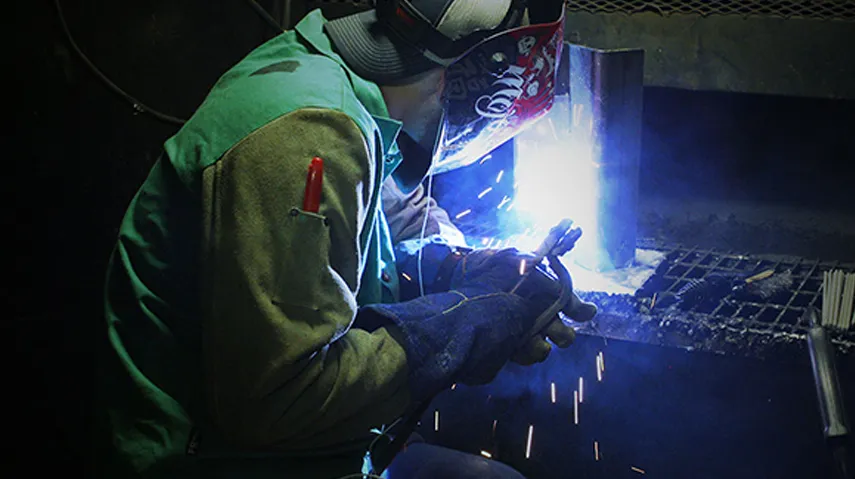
xmin=497 ymin=196 xmax=511 ymax=210
xmin=599 ymin=351 xmax=605 ymax=371
xmin=594 ymin=441 xmax=600 ymax=461
xmin=506 ymin=202 xmax=514 ymax=212
xmin=596 ymin=355 xmax=603 ymax=382
xmin=496 ymin=170 xmax=504 ymax=183
xmin=434 ymin=410 xmax=439 ymax=432
xmin=492 ymin=419 xmax=497 ymax=437
xmin=401 ymin=272 xmax=412 ymax=282
xmin=519 ymin=259 xmax=527 ymax=275
xmin=479 ymin=154 xmax=492 ymax=165
xmin=525 ymin=425 xmax=534 ymax=459
xmin=631 ymin=466 xmax=646 ymax=474
xmin=550 ymin=382 xmax=556 ymax=404
xmin=574 ymin=390 xmax=579 ymax=424
xmin=451 ymin=383 xmax=457 ymax=390
xmin=579 ymin=377 xmax=584 ymax=403
xmin=478 ymin=187 xmax=493 ymax=199
xmin=455 ymin=209 xmax=472 ymax=220
xmin=481 ymin=450 xmax=492 ymax=459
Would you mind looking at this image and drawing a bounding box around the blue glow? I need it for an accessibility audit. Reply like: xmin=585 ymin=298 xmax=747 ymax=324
xmin=511 ymin=96 xmax=606 ymax=272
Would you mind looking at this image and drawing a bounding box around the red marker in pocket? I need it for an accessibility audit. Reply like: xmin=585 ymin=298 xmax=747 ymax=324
xmin=302 ymin=157 xmax=324 ymax=213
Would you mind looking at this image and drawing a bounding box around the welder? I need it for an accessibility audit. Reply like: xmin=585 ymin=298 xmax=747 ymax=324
xmin=97 ymin=1 xmax=591 ymax=478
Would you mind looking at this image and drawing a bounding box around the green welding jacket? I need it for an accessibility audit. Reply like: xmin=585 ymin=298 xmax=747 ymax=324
xmin=98 ymin=9 xmax=460 ymax=478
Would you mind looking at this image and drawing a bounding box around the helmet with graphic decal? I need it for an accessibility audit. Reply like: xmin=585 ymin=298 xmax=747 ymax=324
xmin=327 ymin=0 xmax=565 ymax=175
xmin=433 ymin=6 xmax=565 ymax=173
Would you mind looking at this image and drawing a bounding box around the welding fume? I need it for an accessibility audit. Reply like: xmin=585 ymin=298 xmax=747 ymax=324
xmin=95 ymin=1 xmax=601 ymax=479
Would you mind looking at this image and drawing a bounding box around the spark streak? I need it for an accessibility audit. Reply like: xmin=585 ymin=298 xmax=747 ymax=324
xmin=519 ymin=259 xmax=527 ymax=275
xmin=550 ymin=382 xmax=556 ymax=403
xmin=451 ymin=383 xmax=457 ymax=390
xmin=401 ymin=272 xmax=412 ymax=282
xmin=574 ymin=390 xmax=579 ymax=425
xmin=434 ymin=410 xmax=439 ymax=432
xmin=497 ymin=196 xmax=511 ymax=210
xmin=481 ymin=450 xmax=492 ymax=459
xmin=478 ymin=187 xmax=493 ymax=199
xmin=594 ymin=441 xmax=599 ymax=461
xmin=599 ymin=352 xmax=605 ymax=371
xmin=579 ymin=377 xmax=584 ymax=403
xmin=479 ymin=154 xmax=492 ymax=165
xmin=492 ymin=419 xmax=497 ymax=438
xmin=455 ymin=209 xmax=472 ymax=220
xmin=631 ymin=466 xmax=646 ymax=474
xmin=496 ymin=170 xmax=504 ymax=183
xmin=525 ymin=425 xmax=533 ymax=459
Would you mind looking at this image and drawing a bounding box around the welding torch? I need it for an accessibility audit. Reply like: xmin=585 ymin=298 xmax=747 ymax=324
xmin=512 ymin=219 xmax=598 ymax=340
xmin=369 ymin=220 xmax=594 ymax=474
xmin=804 ymin=307 xmax=853 ymax=479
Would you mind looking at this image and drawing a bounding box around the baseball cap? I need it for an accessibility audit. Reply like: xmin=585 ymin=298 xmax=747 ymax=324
xmin=325 ymin=0 xmax=526 ymax=84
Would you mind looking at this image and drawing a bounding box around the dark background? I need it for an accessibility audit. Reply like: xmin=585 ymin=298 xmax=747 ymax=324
xmin=10 ymin=1 xmax=855 ymax=477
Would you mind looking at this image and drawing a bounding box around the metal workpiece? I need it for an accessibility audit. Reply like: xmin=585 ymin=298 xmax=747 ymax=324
xmin=806 ymin=308 xmax=849 ymax=440
xmin=566 ymin=44 xmax=644 ymax=271
xmin=573 ymin=241 xmax=855 ymax=357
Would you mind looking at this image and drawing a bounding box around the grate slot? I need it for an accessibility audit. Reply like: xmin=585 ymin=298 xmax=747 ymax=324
xmin=618 ymin=239 xmax=855 ymax=356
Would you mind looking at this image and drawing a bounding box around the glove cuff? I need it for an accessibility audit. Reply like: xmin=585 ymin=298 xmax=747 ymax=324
xmin=358 ymin=288 xmax=532 ymax=401
xmin=431 ymin=248 xmax=469 ymax=293
xmin=395 ymin=237 xmax=471 ymax=298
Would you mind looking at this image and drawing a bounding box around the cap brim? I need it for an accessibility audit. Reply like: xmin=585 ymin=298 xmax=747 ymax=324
xmin=325 ymin=10 xmax=443 ymax=85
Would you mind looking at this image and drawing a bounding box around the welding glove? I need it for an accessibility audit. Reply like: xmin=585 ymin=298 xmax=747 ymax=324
xmin=357 ymin=285 xmax=544 ymax=400
xmin=394 ymin=236 xmax=468 ymax=300
xmin=394 ymin=241 xmax=596 ymax=366
xmin=450 ymin=248 xmax=597 ymax=363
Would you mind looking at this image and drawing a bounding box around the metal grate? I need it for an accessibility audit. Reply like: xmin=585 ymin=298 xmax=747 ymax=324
xmin=577 ymin=240 xmax=855 ymax=358
xmin=565 ymin=0 xmax=855 ymax=21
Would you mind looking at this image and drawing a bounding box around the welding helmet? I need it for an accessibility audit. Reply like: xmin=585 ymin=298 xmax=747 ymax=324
xmin=327 ymin=0 xmax=528 ymax=84
xmin=432 ymin=8 xmax=565 ymax=174
xmin=327 ymin=0 xmax=565 ymax=173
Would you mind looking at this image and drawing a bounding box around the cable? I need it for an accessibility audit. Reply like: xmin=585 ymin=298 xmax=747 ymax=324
xmin=417 ymin=171 xmax=435 ymax=297
xmin=417 ymin=113 xmax=447 ymax=297
xmin=243 ymin=0 xmax=285 ymax=33
xmin=53 ymin=0 xmax=187 ymax=125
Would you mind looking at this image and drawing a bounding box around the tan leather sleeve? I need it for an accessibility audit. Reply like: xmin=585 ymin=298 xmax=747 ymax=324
xmin=199 ymin=108 xmax=410 ymax=451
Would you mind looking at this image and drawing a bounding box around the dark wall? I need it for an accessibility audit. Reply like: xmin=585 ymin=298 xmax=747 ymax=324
xmin=640 ymin=87 xmax=855 ymax=211
xmin=12 ymin=1 xmax=277 ymax=473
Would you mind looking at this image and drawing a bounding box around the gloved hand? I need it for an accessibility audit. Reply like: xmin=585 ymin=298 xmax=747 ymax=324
xmin=357 ymin=284 xmax=547 ymax=400
xmin=449 ymin=247 xmax=597 ymax=365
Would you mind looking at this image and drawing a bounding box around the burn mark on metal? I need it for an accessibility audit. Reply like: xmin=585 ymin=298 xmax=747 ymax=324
xmin=576 ymin=239 xmax=855 ymax=357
